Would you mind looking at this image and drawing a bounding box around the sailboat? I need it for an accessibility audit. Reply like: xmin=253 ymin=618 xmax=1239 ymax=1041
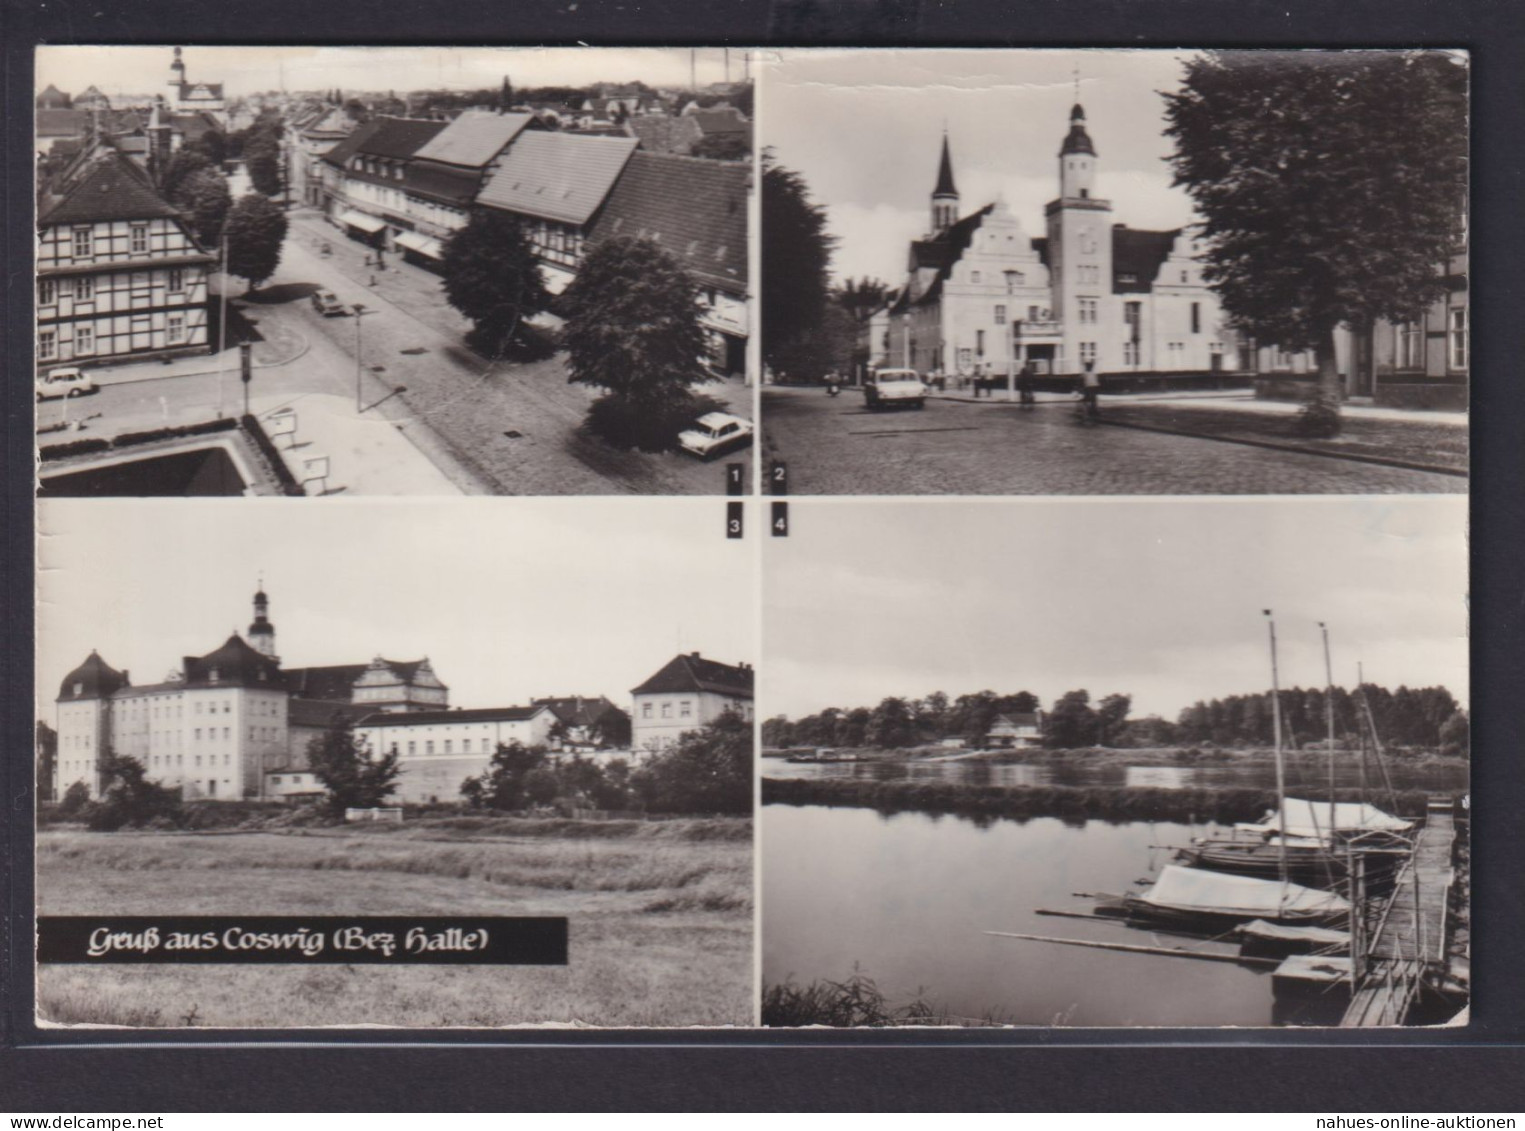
xmin=1177 ymin=623 xmax=1411 ymax=886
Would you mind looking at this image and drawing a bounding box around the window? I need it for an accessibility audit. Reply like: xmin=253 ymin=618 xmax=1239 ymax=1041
xmin=970 ymin=270 xmax=981 ymax=284
xmin=1078 ymin=298 xmax=1098 ymax=325
xmin=1123 ymin=341 xmax=1140 ymax=366
xmin=680 ymin=701 xmax=692 ymax=718
xmin=1079 ymin=341 xmax=1097 ymax=365
xmin=131 ymin=226 xmax=148 ymax=254
xmin=994 ymin=305 xmax=1006 ymax=325
xmin=1191 ymin=302 xmax=1201 ymax=334
xmin=463 ymin=739 xmax=472 ymax=754
xmin=1449 ymin=307 xmax=1468 ymax=369
xmin=1180 ymin=270 xmax=1190 ymax=284
xmin=38 ymin=330 xmax=57 ymax=359
xmin=1028 ymin=306 xmax=1041 ymax=323
xmin=168 ymin=315 xmax=186 ymax=343
xmin=222 ymin=727 xmax=229 ymax=740
xmin=642 ymin=704 xmax=652 ymax=719
xmin=976 ymin=329 xmax=985 ymax=357
xmin=75 ymin=325 xmax=93 ymax=355
xmin=1396 ymin=321 xmax=1423 ymax=369
xmin=444 ymin=740 xmax=452 ymax=754
xmin=72 ymin=227 xmax=92 ymax=258
xmin=407 ymin=741 xmax=416 ymax=755
xmin=38 ymin=278 xmax=55 ymax=305
xmin=272 ymin=776 xmax=282 ymax=785
xmin=661 ymin=703 xmax=672 ymax=719
xmin=1077 ymin=265 xmax=1099 ymax=285
xmin=168 ymin=269 xmax=185 ymax=294
xmin=426 ymin=741 xmax=435 ymax=755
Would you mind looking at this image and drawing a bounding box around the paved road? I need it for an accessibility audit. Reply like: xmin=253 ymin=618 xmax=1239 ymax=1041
xmin=285 ymin=213 xmax=752 ymax=496
xmin=760 ymin=387 xmax=1464 ymax=495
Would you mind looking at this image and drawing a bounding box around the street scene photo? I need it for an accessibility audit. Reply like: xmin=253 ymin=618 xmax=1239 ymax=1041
xmin=35 ymin=46 xmax=753 ymax=497
xmin=35 ymin=498 xmax=755 ymax=1027
xmin=761 ymin=498 xmax=1469 ymax=1027
xmin=759 ymin=49 xmax=1467 ymax=495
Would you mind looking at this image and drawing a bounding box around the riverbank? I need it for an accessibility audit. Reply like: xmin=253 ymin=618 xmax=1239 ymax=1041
xmin=764 ymin=744 xmax=1468 ymax=771
xmin=761 ymin=776 xmax=1439 ymax=824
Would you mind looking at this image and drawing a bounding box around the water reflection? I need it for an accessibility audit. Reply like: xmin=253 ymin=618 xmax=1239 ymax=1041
xmin=763 ymin=803 xmax=1357 ymax=1028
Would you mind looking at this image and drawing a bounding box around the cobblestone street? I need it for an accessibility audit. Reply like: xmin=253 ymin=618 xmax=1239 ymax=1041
xmin=761 ymin=387 xmax=1465 ymax=495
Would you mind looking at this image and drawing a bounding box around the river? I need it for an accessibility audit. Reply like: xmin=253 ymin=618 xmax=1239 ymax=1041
xmin=763 ymin=802 xmax=1359 ymax=1028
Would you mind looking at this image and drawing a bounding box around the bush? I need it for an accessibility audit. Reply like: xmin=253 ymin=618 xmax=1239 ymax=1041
xmin=582 ymin=391 xmax=729 ymax=453
xmin=112 ymin=418 xmax=237 ymax=448
xmin=58 ymin=781 xmax=91 ymax=816
xmin=39 ymin=437 xmax=111 ymax=461
xmin=86 ymin=754 xmax=184 ymax=831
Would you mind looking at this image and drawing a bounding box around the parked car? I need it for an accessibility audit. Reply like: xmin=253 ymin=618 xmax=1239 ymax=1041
xmin=311 ymin=290 xmax=346 ymax=316
xmin=35 ymin=367 xmax=96 ymax=401
xmin=677 ymin=412 xmax=754 ymax=459
xmin=863 ymin=368 xmax=927 ymax=409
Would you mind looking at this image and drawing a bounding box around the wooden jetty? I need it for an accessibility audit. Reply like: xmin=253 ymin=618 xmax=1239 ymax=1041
xmin=1340 ymin=802 xmax=1457 ymax=1027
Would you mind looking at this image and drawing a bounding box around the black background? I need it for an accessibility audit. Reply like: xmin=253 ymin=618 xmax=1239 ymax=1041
xmin=5 ymin=0 xmax=1523 ymax=1112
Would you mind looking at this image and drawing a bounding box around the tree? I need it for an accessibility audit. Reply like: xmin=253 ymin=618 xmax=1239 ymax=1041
xmin=172 ymin=166 xmax=232 ymax=248
xmin=466 ymin=740 xmax=549 ymax=810
xmin=1438 ymin=709 xmax=1469 ymax=758
xmin=246 ymin=147 xmax=283 ymax=198
xmin=522 ymin=766 xmax=562 ymax=807
xmin=499 ymin=75 xmax=514 ymax=112
xmin=1044 ymin=690 xmax=1098 ymax=750
xmin=866 ymin=697 xmax=914 ymax=748
xmin=1164 ymin=51 xmax=1467 ymax=435
xmin=306 ymin=721 xmax=401 ymax=816
xmin=563 ymin=235 xmax=717 ymax=450
xmin=35 ymin=721 xmax=57 ymax=803
xmin=1095 ymin=693 xmax=1133 ymax=747
xmin=439 ymin=209 xmax=548 ymax=359
xmin=837 ymin=277 xmax=890 ymax=324
xmin=762 ymin=152 xmax=836 ymax=377
xmin=159 ymin=149 xmax=211 ymax=202
xmin=87 ymin=752 xmax=184 ymax=831
xmin=224 ymin=192 xmax=288 ymax=293
xmin=631 ymin=709 xmax=751 ymax=815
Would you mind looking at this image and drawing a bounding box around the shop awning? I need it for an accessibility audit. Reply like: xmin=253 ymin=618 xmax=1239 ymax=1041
xmin=338 ymin=209 xmax=387 ymax=234
xmin=394 ymin=231 xmax=444 ymax=259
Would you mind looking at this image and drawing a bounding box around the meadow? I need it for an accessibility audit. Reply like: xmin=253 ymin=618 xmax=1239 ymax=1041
xmin=35 ymin=817 xmax=753 ymax=1029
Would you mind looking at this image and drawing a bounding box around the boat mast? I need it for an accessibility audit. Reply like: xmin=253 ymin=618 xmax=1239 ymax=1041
xmin=1356 ymin=661 xmax=1369 ymax=800
xmin=1321 ymin=622 xmax=1336 ymax=841
xmin=1265 ymin=610 xmax=1289 ymax=890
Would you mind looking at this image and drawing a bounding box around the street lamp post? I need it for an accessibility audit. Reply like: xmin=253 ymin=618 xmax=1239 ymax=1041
xmin=352 ymin=302 xmax=367 ymax=412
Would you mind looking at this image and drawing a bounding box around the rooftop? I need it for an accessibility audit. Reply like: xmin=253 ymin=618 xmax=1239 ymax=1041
xmin=412 ymin=111 xmax=534 ymax=168
xmin=631 ymin=652 xmax=754 ymax=699
xmin=477 ymin=131 xmax=639 ymax=226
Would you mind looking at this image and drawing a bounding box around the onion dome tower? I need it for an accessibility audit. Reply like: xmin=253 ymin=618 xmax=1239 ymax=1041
xmin=248 ymin=583 xmax=278 ymax=662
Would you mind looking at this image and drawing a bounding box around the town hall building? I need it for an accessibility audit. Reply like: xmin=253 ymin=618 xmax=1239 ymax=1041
xmin=884 ymin=103 xmax=1238 ymax=382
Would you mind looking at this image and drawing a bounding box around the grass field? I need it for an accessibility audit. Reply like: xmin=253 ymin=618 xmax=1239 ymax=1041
xmin=35 ymin=817 xmax=753 ymax=1029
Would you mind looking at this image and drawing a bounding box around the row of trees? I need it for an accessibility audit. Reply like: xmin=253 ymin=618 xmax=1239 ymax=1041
xmin=439 ymin=210 xmax=720 ymax=451
xmin=763 ymin=682 xmax=1466 ymax=754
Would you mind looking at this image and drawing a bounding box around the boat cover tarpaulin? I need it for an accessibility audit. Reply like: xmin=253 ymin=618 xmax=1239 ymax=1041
xmin=1237 ymin=919 xmax=1350 ymax=946
xmin=1273 ymin=799 xmax=1412 ymax=839
xmin=1138 ymin=865 xmax=1351 ymax=919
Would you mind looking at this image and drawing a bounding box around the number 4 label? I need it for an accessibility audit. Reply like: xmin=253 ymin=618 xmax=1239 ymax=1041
xmin=771 ymin=501 xmax=788 ymax=537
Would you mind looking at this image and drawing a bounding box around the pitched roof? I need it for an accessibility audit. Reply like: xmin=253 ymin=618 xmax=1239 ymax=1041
xmin=288 ymin=698 xmax=358 ymax=729
xmin=57 ymin=651 xmax=128 ymax=702
xmin=355 ymin=705 xmax=546 ymax=726
xmin=321 ymin=119 xmax=382 ymax=168
xmin=532 ymin=696 xmax=626 ymax=727
xmin=182 ymin=634 xmax=285 ymax=690
xmin=38 ymin=152 xmax=181 ymax=226
xmin=36 ymin=108 xmax=90 ymax=138
xmin=910 ymin=204 xmax=994 ymax=305
xmin=282 ymin=659 xmax=431 ymax=701
xmin=413 ymin=111 xmax=533 ymax=168
xmin=1112 ymin=226 xmax=1181 ymax=292
xmin=477 ymin=131 xmax=639 ymax=226
xmin=690 ymin=108 xmax=749 ymax=136
xmin=586 ymin=150 xmax=748 ymax=293
xmin=990 ymin=712 xmax=1041 ymax=729
xmin=631 ymin=653 xmax=754 ymax=698
xmin=38 ymin=84 xmax=72 ymax=109
xmin=625 ymin=113 xmax=703 ymax=155
xmin=350 ymin=116 xmax=447 ymax=160
xmin=404 ymin=160 xmax=483 ymax=205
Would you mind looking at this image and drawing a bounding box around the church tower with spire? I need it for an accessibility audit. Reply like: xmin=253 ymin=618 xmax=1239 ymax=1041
xmin=248 ymin=582 xmax=278 ymax=662
xmin=930 ymin=132 xmax=959 ymax=235
xmin=1045 ymin=99 xmax=1114 ymax=374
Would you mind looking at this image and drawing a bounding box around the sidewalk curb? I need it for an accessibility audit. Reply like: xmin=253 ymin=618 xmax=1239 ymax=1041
xmin=1098 ymin=416 xmax=1468 ymax=479
xmin=90 ymin=331 xmax=312 ymax=390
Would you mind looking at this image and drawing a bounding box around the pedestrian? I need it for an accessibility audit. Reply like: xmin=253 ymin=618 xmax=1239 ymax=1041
xmin=1081 ymin=360 xmax=1101 ymax=420
xmin=1017 ymin=360 xmax=1036 ymax=408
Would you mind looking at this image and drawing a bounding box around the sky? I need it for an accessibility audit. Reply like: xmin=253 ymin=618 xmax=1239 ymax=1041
xmin=35 ymin=46 xmax=748 ymax=101
xmin=762 ymin=48 xmax=1202 ymax=284
xmin=763 ymin=497 xmax=1469 ymax=722
xmin=36 ymin=498 xmax=754 ymax=721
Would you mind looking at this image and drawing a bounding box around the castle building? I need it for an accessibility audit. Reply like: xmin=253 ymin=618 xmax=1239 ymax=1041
xmin=885 ymin=106 xmax=1238 ymax=381
xmin=51 ymin=587 xmax=447 ymax=802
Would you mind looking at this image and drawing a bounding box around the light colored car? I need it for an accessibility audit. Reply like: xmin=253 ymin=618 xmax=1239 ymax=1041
xmin=863 ymin=368 xmax=927 ymax=409
xmin=35 ymin=367 xmax=96 ymax=401
xmin=678 ymin=412 xmax=754 ymax=460
xmin=311 ymin=290 xmax=346 ymax=316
